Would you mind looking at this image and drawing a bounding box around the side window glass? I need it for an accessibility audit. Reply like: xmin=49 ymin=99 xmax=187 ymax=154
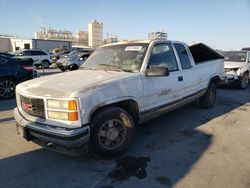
xmin=31 ymin=51 xmax=37 ymax=56
xmin=148 ymin=43 xmax=178 ymax=72
xmin=174 ymin=43 xmax=192 ymax=69
xmin=23 ymin=51 xmax=31 ymax=56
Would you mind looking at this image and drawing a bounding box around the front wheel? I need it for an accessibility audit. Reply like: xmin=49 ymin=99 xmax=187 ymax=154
xmin=89 ymin=107 xmax=136 ymax=157
xmin=199 ymin=82 xmax=217 ymax=109
xmin=238 ymin=72 xmax=249 ymax=89
xmin=0 ymin=78 xmax=16 ymax=99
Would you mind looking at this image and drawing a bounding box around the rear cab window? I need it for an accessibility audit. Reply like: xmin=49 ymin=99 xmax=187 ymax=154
xmin=174 ymin=43 xmax=192 ymax=69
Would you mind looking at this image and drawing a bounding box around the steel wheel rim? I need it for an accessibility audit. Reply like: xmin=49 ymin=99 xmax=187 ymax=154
xmin=98 ymin=119 xmax=127 ymax=150
xmin=0 ymin=80 xmax=15 ymax=98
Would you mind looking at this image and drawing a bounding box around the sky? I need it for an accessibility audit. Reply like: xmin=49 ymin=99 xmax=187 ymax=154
xmin=0 ymin=0 xmax=249 ymax=50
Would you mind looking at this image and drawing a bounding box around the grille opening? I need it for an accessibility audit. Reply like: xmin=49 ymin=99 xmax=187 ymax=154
xmin=20 ymin=95 xmax=45 ymax=118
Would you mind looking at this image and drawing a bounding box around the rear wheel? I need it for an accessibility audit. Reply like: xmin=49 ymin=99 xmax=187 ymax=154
xmin=0 ymin=78 xmax=16 ymax=99
xmin=89 ymin=107 xmax=136 ymax=157
xmin=42 ymin=60 xmax=50 ymax=69
xmin=199 ymin=82 xmax=217 ymax=109
xmin=238 ymin=72 xmax=249 ymax=89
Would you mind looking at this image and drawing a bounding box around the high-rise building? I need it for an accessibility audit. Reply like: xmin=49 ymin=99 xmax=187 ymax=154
xmin=88 ymin=20 xmax=103 ymax=47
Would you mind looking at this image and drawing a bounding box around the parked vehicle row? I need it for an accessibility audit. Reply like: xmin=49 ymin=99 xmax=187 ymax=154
xmin=14 ymin=39 xmax=225 ymax=157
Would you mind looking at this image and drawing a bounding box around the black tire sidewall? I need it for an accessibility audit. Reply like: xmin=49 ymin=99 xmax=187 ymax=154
xmin=0 ymin=78 xmax=16 ymax=99
xmin=42 ymin=60 xmax=49 ymax=69
xmin=200 ymin=82 xmax=216 ymax=108
xmin=90 ymin=107 xmax=135 ymax=157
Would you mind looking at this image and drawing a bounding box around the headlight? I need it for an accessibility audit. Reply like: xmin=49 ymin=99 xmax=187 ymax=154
xmin=47 ymin=99 xmax=77 ymax=110
xmin=47 ymin=99 xmax=78 ymax=121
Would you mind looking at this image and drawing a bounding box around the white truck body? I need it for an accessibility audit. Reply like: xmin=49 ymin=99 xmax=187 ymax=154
xmin=14 ymin=39 xmax=225 ymax=155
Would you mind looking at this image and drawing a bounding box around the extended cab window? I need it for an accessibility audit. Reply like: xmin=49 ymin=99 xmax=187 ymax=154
xmin=174 ymin=43 xmax=192 ymax=69
xmin=148 ymin=43 xmax=178 ymax=72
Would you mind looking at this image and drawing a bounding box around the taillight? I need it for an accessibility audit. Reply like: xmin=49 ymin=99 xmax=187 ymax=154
xmin=22 ymin=65 xmax=33 ymax=72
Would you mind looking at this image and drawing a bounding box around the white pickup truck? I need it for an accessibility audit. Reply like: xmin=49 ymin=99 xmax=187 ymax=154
xmin=221 ymin=51 xmax=250 ymax=89
xmin=14 ymin=39 xmax=224 ymax=157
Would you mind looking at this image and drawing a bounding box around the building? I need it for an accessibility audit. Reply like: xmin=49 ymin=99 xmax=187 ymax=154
xmin=75 ymin=31 xmax=88 ymax=46
xmin=88 ymin=20 xmax=103 ymax=47
xmin=148 ymin=30 xmax=168 ymax=40
xmin=103 ymin=33 xmax=118 ymax=45
xmin=0 ymin=36 xmax=72 ymax=52
xmin=35 ymin=27 xmax=74 ymax=41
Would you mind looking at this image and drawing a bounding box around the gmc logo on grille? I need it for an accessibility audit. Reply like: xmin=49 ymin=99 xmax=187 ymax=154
xmin=22 ymin=103 xmax=32 ymax=111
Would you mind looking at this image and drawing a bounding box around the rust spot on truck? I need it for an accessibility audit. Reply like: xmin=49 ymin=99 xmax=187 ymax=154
xmin=120 ymin=112 xmax=132 ymax=128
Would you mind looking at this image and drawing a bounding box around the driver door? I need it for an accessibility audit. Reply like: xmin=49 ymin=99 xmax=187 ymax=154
xmin=142 ymin=43 xmax=184 ymax=111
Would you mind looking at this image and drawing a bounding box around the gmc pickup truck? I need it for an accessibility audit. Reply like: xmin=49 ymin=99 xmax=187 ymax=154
xmin=14 ymin=39 xmax=224 ymax=157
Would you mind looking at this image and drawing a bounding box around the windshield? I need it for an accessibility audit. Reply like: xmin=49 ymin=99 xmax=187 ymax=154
xmin=222 ymin=51 xmax=247 ymax=62
xmin=81 ymin=43 xmax=148 ymax=72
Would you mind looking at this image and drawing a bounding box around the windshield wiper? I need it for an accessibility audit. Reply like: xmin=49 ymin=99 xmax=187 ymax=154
xmin=98 ymin=63 xmax=124 ymax=72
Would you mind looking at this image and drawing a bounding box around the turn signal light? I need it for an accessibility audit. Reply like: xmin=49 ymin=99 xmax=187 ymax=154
xmin=68 ymin=112 xmax=78 ymax=121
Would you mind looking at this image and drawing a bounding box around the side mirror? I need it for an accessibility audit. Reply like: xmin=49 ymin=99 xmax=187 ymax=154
xmin=146 ymin=67 xmax=169 ymax=77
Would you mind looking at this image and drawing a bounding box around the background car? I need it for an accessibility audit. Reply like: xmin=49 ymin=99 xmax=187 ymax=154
xmin=51 ymin=51 xmax=71 ymax=63
xmin=0 ymin=55 xmax=33 ymax=99
xmin=14 ymin=49 xmax=52 ymax=69
xmin=56 ymin=51 xmax=91 ymax=71
xmin=0 ymin=52 xmax=16 ymax=58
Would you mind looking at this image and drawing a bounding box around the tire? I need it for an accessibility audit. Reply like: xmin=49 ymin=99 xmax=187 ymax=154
xmin=89 ymin=107 xmax=136 ymax=157
xmin=238 ymin=72 xmax=249 ymax=89
xmin=199 ymin=82 xmax=217 ymax=109
xmin=69 ymin=64 xmax=78 ymax=71
xmin=42 ymin=60 xmax=50 ymax=69
xmin=0 ymin=78 xmax=16 ymax=99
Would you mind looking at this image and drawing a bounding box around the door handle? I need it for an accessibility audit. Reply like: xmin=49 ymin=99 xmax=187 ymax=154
xmin=178 ymin=76 xmax=183 ymax=81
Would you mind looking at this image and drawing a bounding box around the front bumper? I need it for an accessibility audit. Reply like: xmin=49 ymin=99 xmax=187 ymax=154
xmin=56 ymin=62 xmax=69 ymax=70
xmin=14 ymin=107 xmax=90 ymax=149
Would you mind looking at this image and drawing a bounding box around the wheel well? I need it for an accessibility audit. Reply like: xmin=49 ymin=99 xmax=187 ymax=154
xmin=210 ymin=76 xmax=220 ymax=84
xmin=90 ymin=100 xmax=140 ymax=125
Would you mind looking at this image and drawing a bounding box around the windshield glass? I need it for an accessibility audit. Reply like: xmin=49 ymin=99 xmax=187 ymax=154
xmin=81 ymin=43 xmax=148 ymax=72
xmin=222 ymin=51 xmax=247 ymax=62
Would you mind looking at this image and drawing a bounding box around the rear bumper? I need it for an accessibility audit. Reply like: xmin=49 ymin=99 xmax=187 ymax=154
xmin=13 ymin=107 xmax=90 ymax=149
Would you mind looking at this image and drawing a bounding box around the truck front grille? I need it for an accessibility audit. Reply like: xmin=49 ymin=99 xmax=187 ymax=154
xmin=20 ymin=95 xmax=45 ymax=118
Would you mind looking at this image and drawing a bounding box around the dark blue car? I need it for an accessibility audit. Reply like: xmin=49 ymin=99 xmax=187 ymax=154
xmin=0 ymin=55 xmax=33 ymax=99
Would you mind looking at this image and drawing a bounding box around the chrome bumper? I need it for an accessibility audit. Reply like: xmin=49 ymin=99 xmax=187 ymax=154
xmin=13 ymin=107 xmax=90 ymax=148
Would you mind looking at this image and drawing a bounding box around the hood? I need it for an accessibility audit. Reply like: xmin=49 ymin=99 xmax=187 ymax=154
xmin=17 ymin=70 xmax=132 ymax=98
xmin=224 ymin=61 xmax=245 ymax=69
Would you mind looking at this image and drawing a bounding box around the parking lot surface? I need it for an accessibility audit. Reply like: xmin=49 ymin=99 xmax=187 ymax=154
xmin=0 ymin=72 xmax=250 ymax=187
